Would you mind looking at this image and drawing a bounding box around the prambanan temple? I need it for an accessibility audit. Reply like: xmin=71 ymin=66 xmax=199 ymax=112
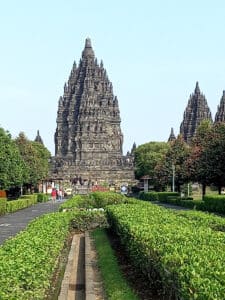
xmin=180 ymin=82 xmax=213 ymax=143
xmin=51 ymin=38 xmax=135 ymax=187
xmin=171 ymin=82 xmax=225 ymax=143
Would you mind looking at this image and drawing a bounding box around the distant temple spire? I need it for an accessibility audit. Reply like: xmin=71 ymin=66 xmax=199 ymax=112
xmin=194 ymin=81 xmax=200 ymax=94
xmin=34 ymin=130 xmax=43 ymax=144
xmin=82 ymin=37 xmax=95 ymax=58
xmin=180 ymin=82 xmax=212 ymax=143
xmin=168 ymin=127 xmax=176 ymax=142
xmin=215 ymin=90 xmax=225 ymax=123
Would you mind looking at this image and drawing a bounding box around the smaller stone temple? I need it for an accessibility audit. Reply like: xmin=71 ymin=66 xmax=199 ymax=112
xmin=168 ymin=127 xmax=176 ymax=142
xmin=180 ymin=82 xmax=212 ymax=143
xmin=51 ymin=38 xmax=135 ymax=189
xmin=215 ymin=91 xmax=225 ymax=123
xmin=34 ymin=130 xmax=44 ymax=144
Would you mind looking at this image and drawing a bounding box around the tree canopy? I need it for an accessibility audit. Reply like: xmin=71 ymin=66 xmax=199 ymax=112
xmin=0 ymin=128 xmax=26 ymax=189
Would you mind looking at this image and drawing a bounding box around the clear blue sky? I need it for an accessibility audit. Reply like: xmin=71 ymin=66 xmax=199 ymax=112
xmin=1 ymin=0 xmax=225 ymax=154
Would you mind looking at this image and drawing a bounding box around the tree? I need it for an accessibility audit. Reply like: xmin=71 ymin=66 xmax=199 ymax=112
xmin=185 ymin=120 xmax=212 ymax=196
xmin=0 ymin=128 xmax=25 ymax=189
xmin=15 ymin=132 xmax=51 ymax=188
xmin=155 ymin=136 xmax=190 ymax=192
xmin=134 ymin=142 xmax=169 ymax=182
xmin=200 ymin=122 xmax=225 ymax=194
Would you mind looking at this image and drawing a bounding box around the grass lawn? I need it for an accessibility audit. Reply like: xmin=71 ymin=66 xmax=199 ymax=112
xmin=91 ymin=228 xmax=139 ymax=300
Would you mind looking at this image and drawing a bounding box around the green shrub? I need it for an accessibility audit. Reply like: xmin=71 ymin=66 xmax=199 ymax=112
xmin=0 ymin=212 xmax=72 ymax=299
xmin=157 ymin=192 xmax=179 ymax=202
xmin=37 ymin=193 xmax=49 ymax=203
xmin=106 ymin=201 xmax=225 ymax=299
xmin=0 ymin=198 xmax=7 ymax=215
xmin=6 ymin=195 xmax=37 ymax=213
xmin=139 ymin=191 xmax=158 ymax=201
xmin=203 ymin=195 xmax=225 ymax=214
xmin=59 ymin=192 xmax=128 ymax=211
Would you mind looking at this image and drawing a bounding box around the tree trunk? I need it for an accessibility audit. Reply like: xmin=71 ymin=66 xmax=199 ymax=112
xmin=202 ymin=184 xmax=206 ymax=198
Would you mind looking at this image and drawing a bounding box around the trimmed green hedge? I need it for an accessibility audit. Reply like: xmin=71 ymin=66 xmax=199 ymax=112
xmin=0 ymin=207 xmax=110 ymax=299
xmin=6 ymin=195 xmax=37 ymax=213
xmin=157 ymin=192 xmax=179 ymax=202
xmin=36 ymin=193 xmax=49 ymax=203
xmin=0 ymin=212 xmax=72 ymax=299
xmin=139 ymin=191 xmax=158 ymax=201
xmin=59 ymin=192 xmax=129 ymax=211
xmin=106 ymin=200 xmax=225 ymax=299
xmin=0 ymin=198 xmax=7 ymax=215
xmin=203 ymin=195 xmax=225 ymax=214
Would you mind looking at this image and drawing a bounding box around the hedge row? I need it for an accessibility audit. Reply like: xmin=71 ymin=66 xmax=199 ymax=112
xmin=0 ymin=193 xmax=50 ymax=215
xmin=0 ymin=207 xmax=111 ymax=299
xmin=106 ymin=200 xmax=225 ymax=299
xmin=0 ymin=198 xmax=7 ymax=215
xmin=139 ymin=192 xmax=225 ymax=215
xmin=6 ymin=194 xmax=37 ymax=213
xmin=139 ymin=191 xmax=180 ymax=202
xmin=59 ymin=192 xmax=130 ymax=211
xmin=0 ymin=212 xmax=72 ymax=299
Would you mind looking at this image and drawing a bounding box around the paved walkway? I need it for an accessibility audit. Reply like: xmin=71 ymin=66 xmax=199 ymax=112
xmin=0 ymin=200 xmax=64 ymax=246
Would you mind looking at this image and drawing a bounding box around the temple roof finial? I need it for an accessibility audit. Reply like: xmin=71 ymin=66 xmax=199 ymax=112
xmin=195 ymin=81 xmax=200 ymax=94
xmin=82 ymin=37 xmax=95 ymax=58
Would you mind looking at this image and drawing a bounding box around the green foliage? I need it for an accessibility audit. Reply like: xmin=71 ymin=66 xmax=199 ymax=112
xmin=0 ymin=212 xmax=73 ymax=299
xmin=138 ymin=191 xmax=158 ymax=201
xmin=106 ymin=201 xmax=225 ymax=299
xmin=92 ymin=229 xmax=139 ymax=300
xmin=134 ymin=141 xmax=169 ymax=180
xmin=203 ymin=195 xmax=225 ymax=214
xmin=154 ymin=136 xmax=190 ymax=191
xmin=0 ymin=127 xmax=26 ymax=189
xmin=15 ymin=132 xmax=51 ymax=186
xmin=36 ymin=193 xmax=49 ymax=203
xmin=59 ymin=192 xmax=128 ymax=211
xmin=157 ymin=192 xmax=179 ymax=202
xmin=70 ymin=210 xmax=108 ymax=231
xmin=6 ymin=195 xmax=37 ymax=213
xmin=0 ymin=198 xmax=7 ymax=215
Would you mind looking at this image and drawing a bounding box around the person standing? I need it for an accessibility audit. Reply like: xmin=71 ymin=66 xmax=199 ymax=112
xmin=51 ymin=188 xmax=57 ymax=203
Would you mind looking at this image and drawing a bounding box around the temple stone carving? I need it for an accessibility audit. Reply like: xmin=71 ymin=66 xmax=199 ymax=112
xmin=215 ymin=91 xmax=225 ymax=123
xmin=51 ymin=38 xmax=135 ymax=187
xmin=180 ymin=82 xmax=212 ymax=143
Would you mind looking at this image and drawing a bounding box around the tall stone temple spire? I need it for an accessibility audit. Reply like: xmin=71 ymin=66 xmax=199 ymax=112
xmin=180 ymin=82 xmax=212 ymax=143
xmin=215 ymin=91 xmax=225 ymax=123
xmin=52 ymin=38 xmax=134 ymax=187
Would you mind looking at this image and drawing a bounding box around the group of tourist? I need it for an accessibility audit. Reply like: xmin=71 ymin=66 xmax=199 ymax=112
xmin=51 ymin=188 xmax=63 ymax=203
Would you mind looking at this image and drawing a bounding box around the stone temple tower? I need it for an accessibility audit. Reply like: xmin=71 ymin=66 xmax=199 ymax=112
xmin=180 ymin=82 xmax=212 ymax=143
xmin=51 ymin=38 xmax=134 ymax=187
xmin=215 ymin=91 xmax=225 ymax=123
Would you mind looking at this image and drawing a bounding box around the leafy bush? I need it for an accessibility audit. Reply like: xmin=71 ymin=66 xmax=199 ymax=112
xmin=139 ymin=191 xmax=158 ymax=201
xmin=59 ymin=192 xmax=128 ymax=211
xmin=0 ymin=212 xmax=72 ymax=299
xmin=203 ymin=195 xmax=225 ymax=214
xmin=157 ymin=192 xmax=179 ymax=202
xmin=6 ymin=195 xmax=37 ymax=213
xmin=106 ymin=201 xmax=225 ymax=299
xmin=36 ymin=193 xmax=49 ymax=203
xmin=0 ymin=198 xmax=6 ymax=215
xmin=70 ymin=210 xmax=108 ymax=230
